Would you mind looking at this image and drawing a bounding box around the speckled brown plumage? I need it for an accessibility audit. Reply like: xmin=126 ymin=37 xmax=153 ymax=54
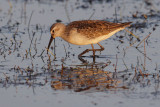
xmin=65 ymin=20 xmax=131 ymax=39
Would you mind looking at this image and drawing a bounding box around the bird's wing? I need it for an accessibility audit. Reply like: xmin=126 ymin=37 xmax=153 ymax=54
xmin=66 ymin=20 xmax=131 ymax=38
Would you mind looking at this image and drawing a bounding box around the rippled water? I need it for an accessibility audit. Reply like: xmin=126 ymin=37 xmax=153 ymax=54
xmin=0 ymin=0 xmax=160 ymax=107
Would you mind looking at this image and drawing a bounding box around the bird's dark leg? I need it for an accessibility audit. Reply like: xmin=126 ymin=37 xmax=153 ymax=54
xmin=91 ymin=44 xmax=95 ymax=57
xmin=78 ymin=43 xmax=104 ymax=57
xmin=91 ymin=44 xmax=95 ymax=62
xmin=78 ymin=43 xmax=105 ymax=63
xmin=95 ymin=43 xmax=104 ymax=52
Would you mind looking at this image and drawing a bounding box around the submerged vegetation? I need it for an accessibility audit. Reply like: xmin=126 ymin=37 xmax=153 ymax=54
xmin=0 ymin=0 xmax=160 ymax=98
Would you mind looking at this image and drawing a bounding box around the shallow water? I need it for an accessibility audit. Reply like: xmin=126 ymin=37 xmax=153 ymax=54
xmin=0 ymin=0 xmax=160 ymax=107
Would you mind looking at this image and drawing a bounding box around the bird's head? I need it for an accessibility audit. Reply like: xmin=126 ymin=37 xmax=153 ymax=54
xmin=47 ymin=23 xmax=65 ymax=53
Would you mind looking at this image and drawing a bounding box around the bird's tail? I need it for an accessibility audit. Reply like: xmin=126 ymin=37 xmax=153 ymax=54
xmin=121 ymin=22 xmax=132 ymax=27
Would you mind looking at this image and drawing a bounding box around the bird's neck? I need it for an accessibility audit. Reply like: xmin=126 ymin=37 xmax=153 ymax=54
xmin=55 ymin=25 xmax=66 ymax=38
xmin=60 ymin=28 xmax=73 ymax=43
xmin=60 ymin=33 xmax=69 ymax=42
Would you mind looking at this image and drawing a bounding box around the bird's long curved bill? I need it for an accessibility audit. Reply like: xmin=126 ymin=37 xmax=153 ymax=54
xmin=47 ymin=35 xmax=54 ymax=54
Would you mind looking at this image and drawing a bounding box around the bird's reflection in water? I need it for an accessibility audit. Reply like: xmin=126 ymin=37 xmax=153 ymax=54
xmin=51 ymin=63 xmax=129 ymax=92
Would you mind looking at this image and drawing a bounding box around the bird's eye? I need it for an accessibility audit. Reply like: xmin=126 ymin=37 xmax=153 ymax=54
xmin=52 ymin=30 xmax=54 ymax=33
